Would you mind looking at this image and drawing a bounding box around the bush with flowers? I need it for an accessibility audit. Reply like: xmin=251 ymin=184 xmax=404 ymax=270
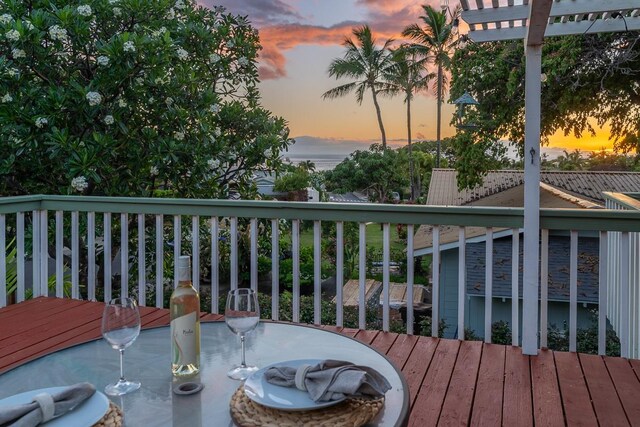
xmin=0 ymin=0 xmax=292 ymax=197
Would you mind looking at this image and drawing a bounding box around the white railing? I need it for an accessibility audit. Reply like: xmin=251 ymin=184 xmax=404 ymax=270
xmin=1 ymin=195 xmax=639 ymax=356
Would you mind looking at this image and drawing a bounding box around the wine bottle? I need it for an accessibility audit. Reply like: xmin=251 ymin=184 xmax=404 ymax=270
xmin=170 ymin=255 xmax=201 ymax=377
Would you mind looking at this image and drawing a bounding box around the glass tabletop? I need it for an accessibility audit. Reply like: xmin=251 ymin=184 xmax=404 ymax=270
xmin=0 ymin=322 xmax=409 ymax=426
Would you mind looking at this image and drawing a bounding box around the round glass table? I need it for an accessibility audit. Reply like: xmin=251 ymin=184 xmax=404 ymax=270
xmin=0 ymin=322 xmax=409 ymax=426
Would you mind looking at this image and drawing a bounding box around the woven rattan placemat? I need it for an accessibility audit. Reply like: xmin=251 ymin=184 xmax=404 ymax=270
xmin=92 ymin=401 xmax=123 ymax=427
xmin=229 ymin=386 xmax=384 ymax=427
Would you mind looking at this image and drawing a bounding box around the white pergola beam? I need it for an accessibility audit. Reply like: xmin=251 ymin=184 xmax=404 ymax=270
xmin=527 ymin=0 xmax=553 ymax=46
xmin=462 ymin=0 xmax=640 ymax=25
xmin=468 ymin=16 xmax=640 ymax=42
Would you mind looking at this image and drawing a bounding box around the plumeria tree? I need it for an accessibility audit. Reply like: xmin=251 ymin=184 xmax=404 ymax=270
xmin=0 ymin=0 xmax=292 ymax=197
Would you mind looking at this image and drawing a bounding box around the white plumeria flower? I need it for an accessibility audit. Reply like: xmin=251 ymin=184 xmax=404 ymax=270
xmin=174 ymin=131 xmax=185 ymax=141
xmin=237 ymin=57 xmax=249 ymax=67
xmin=118 ymin=99 xmax=127 ymax=107
xmin=150 ymin=166 xmax=159 ymax=176
xmin=123 ymin=41 xmax=135 ymax=52
xmin=113 ymin=7 xmax=122 ymax=17
xmin=97 ymin=55 xmax=109 ymax=66
xmin=104 ymin=115 xmax=114 ymax=125
xmin=109 ymin=0 xmax=118 ymax=4
xmin=76 ymin=5 xmax=92 ymax=16
xmin=71 ymin=176 xmax=89 ymax=192
xmin=0 ymin=14 xmax=14 ymax=25
xmin=207 ymin=159 xmax=219 ymax=170
xmin=24 ymin=21 xmax=34 ymax=31
xmin=148 ymin=96 xmax=155 ymax=104
xmin=86 ymin=91 xmax=102 ymax=106
xmin=209 ymin=104 xmax=220 ymax=114
xmin=209 ymin=53 xmax=220 ymax=63
xmin=49 ymin=25 xmax=67 ymax=41
xmin=214 ymin=127 xmax=221 ymax=137
xmin=226 ymin=40 xmax=235 ymax=48
xmin=174 ymin=0 xmax=186 ymax=9
xmin=167 ymin=8 xmax=175 ymax=19
xmin=6 ymin=68 xmax=19 ymax=77
xmin=176 ymin=48 xmax=189 ymax=60
xmin=1 ymin=94 xmax=13 ymax=103
xmin=5 ymin=29 xmax=19 ymax=41
xmin=35 ymin=117 xmax=48 ymax=128
xmin=11 ymin=48 xmax=25 ymax=58
xmin=135 ymin=77 xmax=144 ymax=85
xmin=165 ymin=97 xmax=174 ymax=106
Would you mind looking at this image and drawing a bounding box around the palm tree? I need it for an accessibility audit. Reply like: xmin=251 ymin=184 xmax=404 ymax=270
xmin=403 ymin=5 xmax=458 ymax=168
xmin=323 ymin=25 xmax=394 ymax=148
xmin=298 ymin=160 xmax=316 ymax=173
xmin=383 ymin=45 xmax=431 ymax=200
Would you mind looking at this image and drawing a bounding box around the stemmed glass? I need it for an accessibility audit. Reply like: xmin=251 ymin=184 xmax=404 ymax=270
xmin=225 ymin=288 xmax=260 ymax=380
xmin=101 ymin=297 xmax=141 ymax=396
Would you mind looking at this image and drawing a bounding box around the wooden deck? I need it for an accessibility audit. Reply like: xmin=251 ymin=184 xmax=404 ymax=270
xmin=3 ymin=297 xmax=640 ymax=426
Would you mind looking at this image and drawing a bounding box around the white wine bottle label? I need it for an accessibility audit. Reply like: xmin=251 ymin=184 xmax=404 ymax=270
xmin=171 ymin=311 xmax=198 ymax=366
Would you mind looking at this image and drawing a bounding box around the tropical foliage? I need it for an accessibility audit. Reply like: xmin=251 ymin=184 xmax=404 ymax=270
xmin=0 ymin=0 xmax=292 ymax=198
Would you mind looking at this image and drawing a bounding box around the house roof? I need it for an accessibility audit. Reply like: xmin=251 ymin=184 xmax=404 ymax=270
xmin=327 ymin=192 xmax=369 ymax=203
xmin=466 ymin=235 xmax=599 ymax=304
xmin=427 ymin=169 xmax=640 ymax=207
xmin=333 ymin=279 xmax=429 ymax=307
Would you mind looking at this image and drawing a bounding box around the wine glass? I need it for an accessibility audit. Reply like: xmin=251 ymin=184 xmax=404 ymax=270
xmin=102 ymin=297 xmax=141 ymax=396
xmin=225 ymin=288 xmax=260 ymax=380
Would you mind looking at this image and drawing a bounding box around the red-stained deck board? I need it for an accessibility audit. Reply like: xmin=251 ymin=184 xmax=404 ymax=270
xmin=531 ymin=349 xmax=564 ymax=427
xmin=438 ymin=340 xmax=483 ymax=426
xmin=604 ymin=356 xmax=640 ymax=423
xmin=408 ymin=338 xmax=460 ymax=427
xmin=503 ymin=345 xmax=533 ymax=427
xmin=354 ymin=329 xmax=379 ymax=345
xmin=554 ymin=351 xmax=597 ymax=427
xmin=386 ymin=334 xmax=419 ymax=371
xmin=402 ymin=336 xmax=438 ymax=407
xmin=0 ymin=297 xmax=64 ymax=321
xmin=370 ymin=331 xmax=398 ymax=355
xmin=0 ymin=298 xmax=87 ymax=340
xmin=580 ymin=353 xmax=630 ymax=426
xmin=470 ymin=343 xmax=505 ymax=427
xmin=340 ymin=327 xmax=360 ymax=338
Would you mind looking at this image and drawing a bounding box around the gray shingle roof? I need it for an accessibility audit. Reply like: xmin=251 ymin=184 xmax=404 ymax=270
xmin=427 ymin=169 xmax=640 ymax=206
xmin=466 ymin=235 xmax=599 ymax=303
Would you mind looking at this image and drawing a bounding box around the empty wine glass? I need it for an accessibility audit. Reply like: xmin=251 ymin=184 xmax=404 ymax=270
xmin=102 ymin=297 xmax=141 ymax=396
xmin=225 ymin=288 xmax=260 ymax=380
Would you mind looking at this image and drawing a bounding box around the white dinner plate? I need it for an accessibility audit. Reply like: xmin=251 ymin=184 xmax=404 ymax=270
xmin=0 ymin=386 xmax=109 ymax=426
xmin=243 ymin=359 xmax=346 ymax=411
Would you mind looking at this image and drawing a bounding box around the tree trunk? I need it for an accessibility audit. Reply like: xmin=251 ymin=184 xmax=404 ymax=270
xmin=371 ymin=88 xmax=387 ymax=148
xmin=407 ymin=94 xmax=415 ymax=201
xmin=436 ymin=63 xmax=443 ymax=168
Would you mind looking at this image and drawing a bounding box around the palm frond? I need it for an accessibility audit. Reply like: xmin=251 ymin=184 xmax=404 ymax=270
xmin=322 ymin=82 xmax=360 ymax=100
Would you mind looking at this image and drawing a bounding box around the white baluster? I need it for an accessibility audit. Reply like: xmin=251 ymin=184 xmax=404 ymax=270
xmin=173 ymin=215 xmax=181 ymax=289
xmin=458 ymin=227 xmax=466 ymax=340
xmin=230 ymin=217 xmax=238 ymax=290
xmin=432 ymin=226 xmax=440 ymax=337
xmin=569 ymin=230 xmax=578 ymax=352
xmin=0 ymin=215 xmax=5 ymax=307
xmin=620 ymin=232 xmax=630 ymax=358
xmin=16 ymin=212 xmax=25 ymax=302
xmin=540 ymin=229 xmax=549 ymax=348
xmin=406 ymin=225 xmax=415 ymax=335
xmin=336 ymin=221 xmax=344 ymax=328
xmin=138 ymin=214 xmax=146 ymax=306
xmin=271 ymin=219 xmax=279 ymax=321
xmin=104 ymin=213 xmax=112 ymax=302
xmin=382 ymin=223 xmax=390 ymax=332
xmin=250 ymin=218 xmax=258 ymax=292
xmin=192 ymin=216 xmax=200 ymax=293
xmin=292 ymin=219 xmax=300 ymax=323
xmin=55 ymin=211 xmax=63 ymax=298
xmin=120 ymin=213 xmax=128 ymax=298
xmin=358 ymin=222 xmax=366 ymax=330
xmin=511 ymin=229 xmax=520 ymax=346
xmin=155 ymin=215 xmax=163 ymax=308
xmin=598 ymin=231 xmax=608 ymax=356
xmin=40 ymin=210 xmax=48 ymax=297
xmin=314 ymin=220 xmax=321 ymax=325
xmin=211 ymin=217 xmax=219 ymax=314
xmin=87 ymin=212 xmax=96 ymax=301
xmin=71 ymin=211 xmax=79 ymax=299
xmin=485 ymin=227 xmax=493 ymax=343
xmin=31 ymin=210 xmax=40 ymax=298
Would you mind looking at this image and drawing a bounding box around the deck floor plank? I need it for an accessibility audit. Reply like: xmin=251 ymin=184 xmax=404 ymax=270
xmin=408 ymin=338 xmax=460 ymax=427
xmin=401 ymin=336 xmax=439 ymax=408
xmin=4 ymin=298 xmax=640 ymax=426
xmin=386 ymin=334 xmax=419 ymax=371
xmin=604 ymin=356 xmax=640 ymax=423
xmin=503 ymin=345 xmax=533 ymax=427
xmin=370 ymin=332 xmax=398 ymax=355
xmin=554 ymin=351 xmax=597 ymax=427
xmin=439 ymin=340 xmax=483 ymax=426
xmin=470 ymin=343 xmax=505 ymax=427
xmin=580 ymin=353 xmax=630 ymax=427
xmin=531 ymin=349 xmax=565 ymax=427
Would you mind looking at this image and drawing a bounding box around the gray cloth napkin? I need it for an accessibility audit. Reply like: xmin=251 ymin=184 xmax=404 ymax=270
xmin=0 ymin=382 xmax=96 ymax=427
xmin=264 ymin=360 xmax=391 ymax=402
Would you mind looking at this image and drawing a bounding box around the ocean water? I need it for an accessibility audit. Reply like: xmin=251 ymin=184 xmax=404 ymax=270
xmin=284 ymin=153 xmax=348 ymax=171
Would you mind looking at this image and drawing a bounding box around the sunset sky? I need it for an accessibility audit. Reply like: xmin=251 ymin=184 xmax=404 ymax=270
xmin=204 ymin=0 xmax=614 ymax=157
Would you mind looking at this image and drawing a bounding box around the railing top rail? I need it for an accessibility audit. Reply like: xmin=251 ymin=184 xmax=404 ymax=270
xmin=0 ymin=195 xmax=639 ymax=231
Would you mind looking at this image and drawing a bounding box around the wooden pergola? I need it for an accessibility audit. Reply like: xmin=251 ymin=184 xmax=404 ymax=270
xmin=459 ymin=0 xmax=639 ymax=355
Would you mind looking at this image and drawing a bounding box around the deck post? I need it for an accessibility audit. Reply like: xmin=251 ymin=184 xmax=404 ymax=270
xmin=521 ymin=42 xmax=543 ymax=356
